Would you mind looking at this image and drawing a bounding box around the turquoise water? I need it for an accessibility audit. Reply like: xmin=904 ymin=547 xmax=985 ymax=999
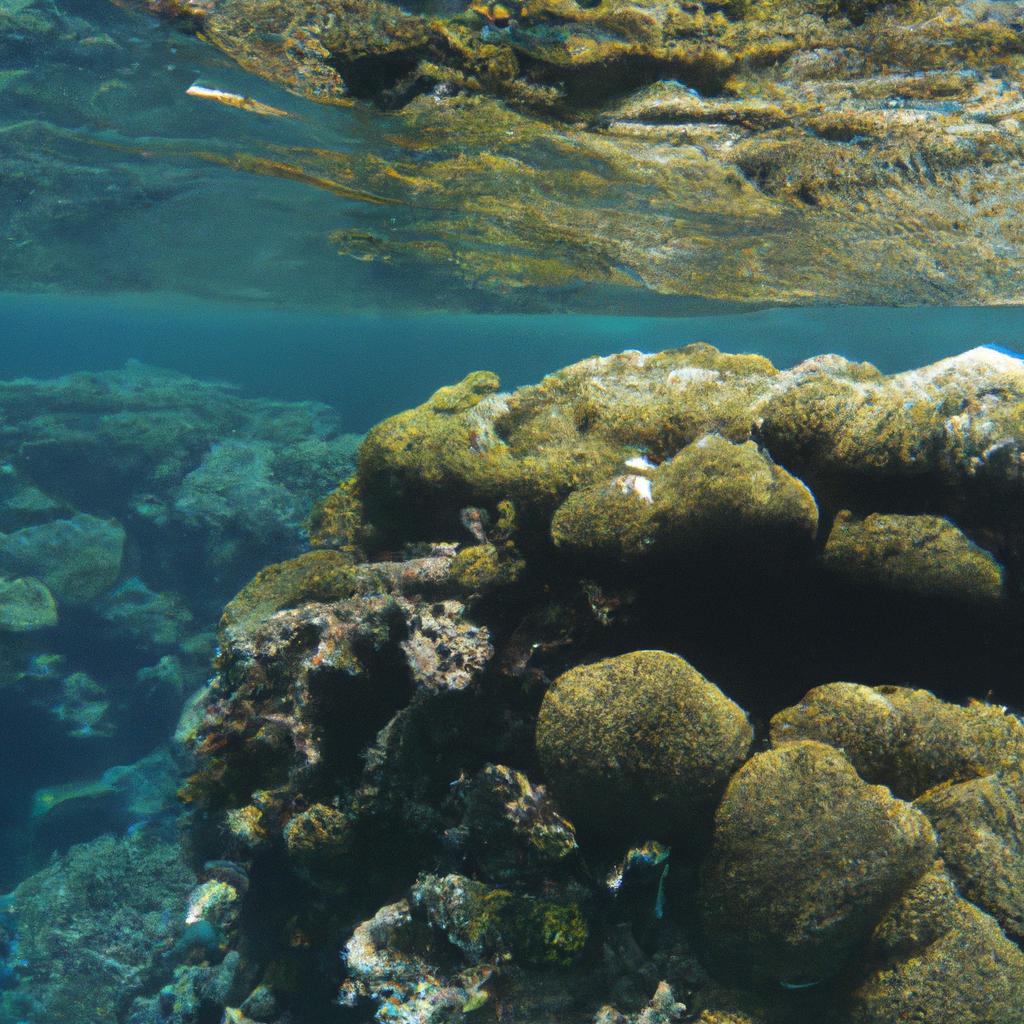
xmin=4 ymin=293 xmax=1024 ymax=427
xmin=3 ymin=0 xmax=1024 ymax=1017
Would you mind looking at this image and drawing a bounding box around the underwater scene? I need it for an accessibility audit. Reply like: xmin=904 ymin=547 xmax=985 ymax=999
xmin=2 ymin=0 xmax=1024 ymax=1015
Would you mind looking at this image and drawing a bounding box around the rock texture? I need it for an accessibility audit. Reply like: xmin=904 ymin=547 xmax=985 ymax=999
xmin=8 ymin=345 xmax=1019 ymax=1024
xmin=536 ymin=650 xmax=752 ymax=841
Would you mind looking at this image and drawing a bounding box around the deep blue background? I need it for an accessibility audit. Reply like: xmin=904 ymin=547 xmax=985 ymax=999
xmin=3 ymin=293 xmax=1023 ymax=430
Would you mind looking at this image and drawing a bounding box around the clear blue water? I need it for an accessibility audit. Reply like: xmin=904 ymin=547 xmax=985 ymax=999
xmin=4 ymin=292 xmax=1023 ymax=429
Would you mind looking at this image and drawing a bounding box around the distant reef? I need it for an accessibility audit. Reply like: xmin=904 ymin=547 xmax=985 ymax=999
xmin=0 ymin=361 xmax=360 ymax=889
xmin=7 ymin=343 xmax=1017 ymax=1023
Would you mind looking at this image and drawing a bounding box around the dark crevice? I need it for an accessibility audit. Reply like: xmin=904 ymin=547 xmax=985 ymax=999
xmin=331 ymin=51 xmax=430 ymax=107
xmin=519 ymin=51 xmax=734 ymax=113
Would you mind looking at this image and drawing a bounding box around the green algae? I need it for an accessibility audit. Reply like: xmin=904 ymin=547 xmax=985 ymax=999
xmin=536 ymin=650 xmax=752 ymax=841
xmin=219 ymin=549 xmax=358 ymax=637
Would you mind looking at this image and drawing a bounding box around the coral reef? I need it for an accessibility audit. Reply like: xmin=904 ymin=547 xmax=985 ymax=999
xmin=0 ymin=362 xmax=361 ymax=890
xmin=140 ymin=344 xmax=1024 ymax=1024
xmin=0 ymin=829 xmax=196 ymax=1024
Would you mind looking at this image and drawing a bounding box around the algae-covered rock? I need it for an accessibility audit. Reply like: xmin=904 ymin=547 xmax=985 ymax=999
xmin=219 ymin=549 xmax=357 ymax=637
xmin=915 ymin=771 xmax=1024 ymax=945
xmin=449 ymin=542 xmax=524 ymax=594
xmin=770 ymin=683 xmax=1024 ymax=799
xmin=760 ymin=347 xmax=1024 ymax=504
xmin=770 ymin=682 xmax=903 ymax=782
xmin=0 ymin=513 xmax=125 ymax=605
xmin=882 ymin=692 xmax=1024 ymax=799
xmin=349 ymin=347 xmax=780 ymax=547
xmin=700 ymin=740 xmax=936 ymax=986
xmin=536 ymin=650 xmax=752 ymax=841
xmin=1 ymin=830 xmax=194 ymax=1024
xmin=452 ymin=764 xmax=578 ymax=884
xmin=552 ymin=434 xmax=818 ymax=564
xmin=0 ymin=576 xmax=57 ymax=631
xmin=847 ymin=864 xmax=1024 ymax=1024
xmin=356 ymin=370 xmax=513 ymax=539
xmin=411 ymin=873 xmax=588 ymax=967
xmin=283 ymin=802 xmax=352 ymax=887
xmin=822 ymin=511 xmax=1005 ymax=602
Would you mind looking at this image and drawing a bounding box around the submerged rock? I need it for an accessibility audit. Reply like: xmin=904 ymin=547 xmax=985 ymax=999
xmin=915 ymin=771 xmax=1024 ymax=945
xmin=770 ymin=683 xmax=1024 ymax=799
xmin=551 ymin=435 xmax=818 ymax=565
xmin=846 ymin=864 xmax=1024 ymax=1024
xmin=536 ymin=650 xmax=752 ymax=842
xmin=449 ymin=763 xmax=578 ymax=884
xmin=0 ymin=513 xmax=125 ymax=606
xmin=336 ymin=346 xmax=1022 ymax=580
xmin=218 ymin=548 xmax=357 ymax=634
xmin=821 ymin=511 xmax=1005 ymax=602
xmin=0 ymin=576 xmax=57 ymax=632
xmin=699 ymin=740 xmax=936 ymax=985
xmin=411 ymin=873 xmax=588 ymax=967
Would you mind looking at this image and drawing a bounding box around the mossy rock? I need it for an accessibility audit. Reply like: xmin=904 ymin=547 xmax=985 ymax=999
xmin=551 ymin=434 xmax=818 ymax=564
xmin=700 ymin=740 xmax=936 ymax=986
xmin=0 ymin=575 xmax=57 ymax=632
xmin=356 ymin=371 xmax=516 ymax=540
xmin=306 ymin=476 xmax=375 ymax=557
xmin=770 ymin=683 xmax=1024 ymax=799
xmin=536 ymin=650 xmax=752 ymax=842
xmin=411 ymin=873 xmax=588 ymax=967
xmin=821 ymin=511 xmax=1004 ymax=603
xmin=283 ymin=803 xmax=352 ymax=885
xmin=759 ymin=349 xmax=1024 ymax=506
xmin=449 ymin=542 xmax=524 ymax=594
xmin=219 ymin=549 xmax=357 ymax=637
xmin=846 ymin=864 xmax=1024 ymax=1024
xmin=915 ymin=770 xmax=1024 ymax=945
xmin=353 ymin=348 xmax=781 ymax=549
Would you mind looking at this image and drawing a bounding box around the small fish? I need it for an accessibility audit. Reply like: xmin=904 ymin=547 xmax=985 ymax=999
xmin=186 ymin=84 xmax=293 ymax=118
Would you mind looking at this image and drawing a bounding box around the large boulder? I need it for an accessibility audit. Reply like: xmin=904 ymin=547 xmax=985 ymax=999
xmin=0 ymin=513 xmax=125 ymax=606
xmin=536 ymin=650 xmax=752 ymax=842
xmin=770 ymin=683 xmax=1024 ymax=799
xmin=700 ymin=740 xmax=936 ymax=986
xmin=846 ymin=865 xmax=1024 ymax=1024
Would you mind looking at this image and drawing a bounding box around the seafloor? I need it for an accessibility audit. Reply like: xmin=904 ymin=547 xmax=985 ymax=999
xmin=0 ymin=339 xmax=1022 ymax=1024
